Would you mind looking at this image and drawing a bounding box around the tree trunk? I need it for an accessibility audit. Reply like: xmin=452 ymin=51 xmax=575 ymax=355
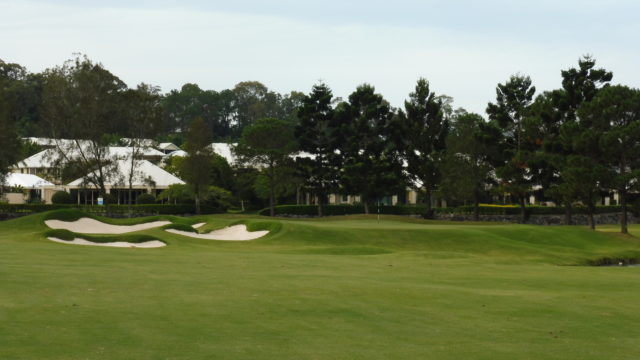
xmin=425 ymin=187 xmax=432 ymax=212
xmin=269 ymin=185 xmax=275 ymax=217
xmin=587 ymin=201 xmax=596 ymax=230
xmin=519 ymin=196 xmax=526 ymax=224
xmin=317 ymin=193 xmax=324 ymax=217
xmin=128 ymin=188 xmax=133 ymax=217
xmin=564 ymin=202 xmax=573 ymax=225
xmin=363 ymin=199 xmax=370 ymax=214
xmin=620 ymin=190 xmax=628 ymax=234
xmin=473 ymin=191 xmax=480 ymax=222
xmin=240 ymin=199 xmax=245 ymax=212
xmin=195 ymin=185 xmax=201 ymax=215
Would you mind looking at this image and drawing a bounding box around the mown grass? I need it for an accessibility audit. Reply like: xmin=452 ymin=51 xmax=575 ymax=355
xmin=1 ymin=211 xmax=640 ymax=359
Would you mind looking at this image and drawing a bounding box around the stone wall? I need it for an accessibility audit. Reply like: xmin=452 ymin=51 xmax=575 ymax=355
xmin=435 ymin=212 xmax=639 ymax=225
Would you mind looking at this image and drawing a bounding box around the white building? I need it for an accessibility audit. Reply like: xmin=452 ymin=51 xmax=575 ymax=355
xmin=12 ymin=147 xmax=165 ymax=180
xmin=1 ymin=173 xmax=56 ymax=204
xmin=157 ymin=142 xmax=180 ymax=154
xmin=66 ymin=159 xmax=185 ymax=205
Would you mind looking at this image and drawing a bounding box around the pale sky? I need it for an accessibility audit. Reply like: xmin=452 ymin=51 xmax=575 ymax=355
xmin=1 ymin=0 xmax=639 ymax=115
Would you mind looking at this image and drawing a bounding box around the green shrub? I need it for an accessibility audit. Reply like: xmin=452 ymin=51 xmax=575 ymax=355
xmin=0 ymin=203 xmax=223 ymax=216
xmin=136 ymin=193 xmax=156 ymax=204
xmin=51 ymin=191 xmax=73 ymax=204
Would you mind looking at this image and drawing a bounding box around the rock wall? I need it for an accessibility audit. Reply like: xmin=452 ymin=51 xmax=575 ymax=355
xmin=435 ymin=212 xmax=639 ymax=225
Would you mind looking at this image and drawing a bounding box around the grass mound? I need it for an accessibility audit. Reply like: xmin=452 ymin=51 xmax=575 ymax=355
xmin=44 ymin=229 xmax=162 ymax=244
xmin=42 ymin=208 xmax=196 ymax=226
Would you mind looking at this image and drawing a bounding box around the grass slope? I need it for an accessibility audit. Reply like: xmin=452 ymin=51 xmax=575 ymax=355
xmin=1 ymin=212 xmax=640 ymax=359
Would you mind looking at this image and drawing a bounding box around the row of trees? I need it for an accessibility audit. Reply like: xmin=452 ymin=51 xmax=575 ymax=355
xmin=0 ymin=55 xmax=302 ymax=143
xmin=231 ymin=56 xmax=640 ymax=234
xmin=2 ymin=55 xmax=639 ymax=233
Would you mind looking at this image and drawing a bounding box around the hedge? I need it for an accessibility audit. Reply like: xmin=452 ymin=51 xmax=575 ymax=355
xmin=258 ymin=204 xmax=632 ymax=217
xmin=0 ymin=203 xmax=223 ymax=216
xmin=258 ymin=204 xmax=435 ymax=217
xmin=450 ymin=205 xmax=627 ymax=216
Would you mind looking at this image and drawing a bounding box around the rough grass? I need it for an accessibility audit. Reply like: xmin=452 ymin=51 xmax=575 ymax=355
xmin=1 ymin=212 xmax=640 ymax=359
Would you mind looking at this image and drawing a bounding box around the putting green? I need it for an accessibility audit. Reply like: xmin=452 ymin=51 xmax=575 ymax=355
xmin=1 ymin=211 xmax=640 ymax=360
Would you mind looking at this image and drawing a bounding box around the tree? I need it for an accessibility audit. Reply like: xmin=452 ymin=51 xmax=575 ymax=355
xmin=0 ymin=60 xmax=23 ymax=190
xmin=181 ymin=118 xmax=214 ymax=214
xmin=233 ymin=167 xmax=261 ymax=211
xmin=578 ymin=85 xmax=640 ymax=234
xmin=440 ymin=112 xmax=495 ymax=220
xmin=560 ymin=55 xmax=613 ymax=120
xmin=40 ymin=55 xmax=127 ymax=202
xmin=486 ymin=74 xmax=536 ymax=223
xmin=233 ymin=118 xmax=298 ymax=216
xmin=123 ymin=83 xmax=163 ymax=211
xmin=295 ymin=83 xmax=340 ymax=216
xmin=210 ymin=153 xmax=234 ymax=191
xmin=335 ymin=84 xmax=405 ymax=214
xmin=161 ymin=83 xmax=235 ymax=139
xmin=232 ymin=81 xmax=279 ymax=137
xmin=532 ymin=57 xmax=613 ymax=224
xmin=400 ymin=78 xmax=450 ymax=213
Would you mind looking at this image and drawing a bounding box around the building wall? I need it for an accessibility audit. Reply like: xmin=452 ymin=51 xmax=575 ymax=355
xmin=5 ymin=192 xmax=26 ymax=204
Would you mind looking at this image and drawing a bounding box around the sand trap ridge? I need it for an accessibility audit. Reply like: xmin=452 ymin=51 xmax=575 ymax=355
xmin=45 ymin=218 xmax=171 ymax=234
xmin=48 ymin=237 xmax=166 ymax=248
xmin=166 ymin=224 xmax=268 ymax=241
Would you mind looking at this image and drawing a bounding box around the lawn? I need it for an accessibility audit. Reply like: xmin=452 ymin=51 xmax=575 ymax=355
xmin=1 ymin=212 xmax=640 ymax=359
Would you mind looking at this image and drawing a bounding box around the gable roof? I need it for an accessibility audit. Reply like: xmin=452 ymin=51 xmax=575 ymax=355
xmin=209 ymin=143 xmax=236 ymax=165
xmin=68 ymin=159 xmax=184 ymax=187
xmin=158 ymin=143 xmax=180 ymax=151
xmin=3 ymin=173 xmax=54 ymax=188
xmin=14 ymin=147 xmax=165 ymax=169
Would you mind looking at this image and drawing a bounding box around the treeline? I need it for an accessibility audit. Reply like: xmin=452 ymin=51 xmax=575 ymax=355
xmin=1 ymin=54 xmax=640 ymax=234
xmin=0 ymin=55 xmax=302 ymax=143
xmin=228 ymin=55 xmax=640 ymax=234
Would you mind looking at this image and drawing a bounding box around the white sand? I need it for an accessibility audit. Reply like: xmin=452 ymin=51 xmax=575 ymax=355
xmin=166 ymin=224 xmax=268 ymax=241
xmin=192 ymin=222 xmax=206 ymax=229
xmin=45 ymin=218 xmax=171 ymax=234
xmin=47 ymin=237 xmax=166 ymax=248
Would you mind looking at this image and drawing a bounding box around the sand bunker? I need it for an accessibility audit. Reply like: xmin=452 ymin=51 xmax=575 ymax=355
xmin=192 ymin=222 xmax=206 ymax=229
xmin=166 ymin=224 xmax=268 ymax=241
xmin=48 ymin=237 xmax=166 ymax=248
xmin=45 ymin=218 xmax=171 ymax=234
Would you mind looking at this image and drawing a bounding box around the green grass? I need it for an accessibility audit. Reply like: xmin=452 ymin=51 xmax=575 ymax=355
xmin=2 ymin=212 xmax=640 ymax=359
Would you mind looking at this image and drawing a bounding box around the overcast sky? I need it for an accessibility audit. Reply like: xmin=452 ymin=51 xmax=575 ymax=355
xmin=1 ymin=0 xmax=639 ymax=115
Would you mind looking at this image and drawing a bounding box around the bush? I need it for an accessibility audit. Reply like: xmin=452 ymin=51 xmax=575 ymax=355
xmin=102 ymin=193 xmax=117 ymax=205
xmin=51 ymin=191 xmax=73 ymax=204
xmin=136 ymin=193 xmax=156 ymax=204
